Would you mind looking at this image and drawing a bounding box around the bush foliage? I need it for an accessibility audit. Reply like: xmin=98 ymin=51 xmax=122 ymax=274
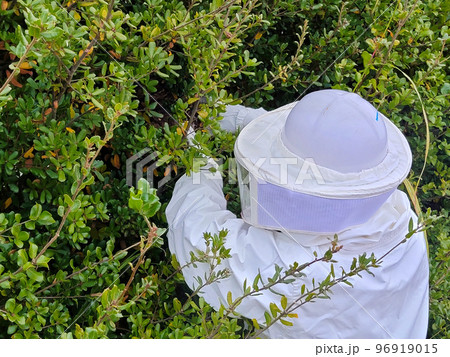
xmin=0 ymin=0 xmax=448 ymax=338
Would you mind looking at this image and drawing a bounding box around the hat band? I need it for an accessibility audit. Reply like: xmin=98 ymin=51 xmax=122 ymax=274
xmin=238 ymin=162 xmax=396 ymax=233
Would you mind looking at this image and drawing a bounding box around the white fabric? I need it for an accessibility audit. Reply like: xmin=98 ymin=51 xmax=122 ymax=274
xmin=282 ymin=90 xmax=388 ymax=173
xmin=166 ymin=169 xmax=429 ymax=338
xmin=167 ymin=98 xmax=428 ymax=338
xmin=231 ymin=91 xmax=412 ymax=232
xmin=219 ymin=104 xmax=268 ymax=133
xmin=237 ymin=159 xmax=400 ymax=233
xmin=235 ymin=97 xmax=412 ymax=199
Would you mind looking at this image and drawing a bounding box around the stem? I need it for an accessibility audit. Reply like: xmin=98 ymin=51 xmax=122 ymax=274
xmin=119 ymin=224 xmax=157 ymax=302
xmin=0 ymin=121 xmax=116 ymax=286
xmin=35 ymin=241 xmax=141 ymax=296
xmin=54 ymin=0 xmax=115 ymax=105
xmin=366 ymin=0 xmax=419 ymax=95
xmin=0 ymin=37 xmax=38 ymax=94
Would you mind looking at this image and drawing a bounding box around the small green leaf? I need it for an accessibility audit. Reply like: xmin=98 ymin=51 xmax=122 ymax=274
xmin=269 ymin=302 xmax=279 ymax=317
xmin=187 ymin=97 xmax=199 ymax=104
xmin=408 ymin=217 xmax=414 ymax=232
xmin=36 ymin=255 xmax=51 ymax=268
xmin=29 ymin=243 xmax=38 ymax=259
xmin=281 ymin=295 xmax=287 ymax=310
xmin=25 ymin=221 xmax=35 ymax=230
xmin=361 ymin=51 xmax=372 ymax=69
xmin=71 ymin=199 xmax=81 ymax=212
xmin=173 ymin=298 xmax=182 ymax=312
xmin=264 ymin=311 xmax=272 ymax=326
xmin=30 ymin=204 xmax=42 ymax=221
xmin=26 ymin=268 xmax=44 ymax=282
xmin=64 ymin=194 xmax=74 ymax=207
xmin=115 ymin=32 xmax=127 ymax=41
xmin=5 ymin=299 xmax=15 ymax=312
xmin=57 ymin=205 xmax=65 ymax=217
xmin=227 ymin=291 xmax=232 ymax=305
xmin=37 ymin=211 xmax=55 ymax=225
xmin=91 ymin=97 xmax=103 ymax=110
xmin=280 ymin=319 xmax=293 ymax=327
xmin=58 ymin=169 xmax=66 ymax=182
xmin=0 ymin=280 xmax=11 ymax=289
xmin=142 ymin=201 xmax=161 ymax=218
xmin=128 ymin=196 xmax=143 ymax=212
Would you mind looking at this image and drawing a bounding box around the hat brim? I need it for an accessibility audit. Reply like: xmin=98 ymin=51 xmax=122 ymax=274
xmin=235 ymin=102 xmax=412 ymax=199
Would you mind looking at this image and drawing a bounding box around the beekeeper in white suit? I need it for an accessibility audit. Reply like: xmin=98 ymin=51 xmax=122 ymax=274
xmin=166 ymin=89 xmax=429 ymax=338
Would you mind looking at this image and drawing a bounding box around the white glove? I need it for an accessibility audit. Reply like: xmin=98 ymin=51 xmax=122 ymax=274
xmin=219 ymin=104 xmax=267 ymax=133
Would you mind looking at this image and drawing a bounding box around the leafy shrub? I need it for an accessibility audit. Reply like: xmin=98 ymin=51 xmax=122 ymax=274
xmin=0 ymin=0 xmax=448 ymax=338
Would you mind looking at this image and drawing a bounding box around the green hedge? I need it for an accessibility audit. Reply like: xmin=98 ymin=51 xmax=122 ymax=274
xmin=0 ymin=0 xmax=448 ymax=338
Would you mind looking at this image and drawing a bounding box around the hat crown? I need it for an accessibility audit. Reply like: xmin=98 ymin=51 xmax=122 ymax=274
xmin=281 ymin=90 xmax=388 ymax=173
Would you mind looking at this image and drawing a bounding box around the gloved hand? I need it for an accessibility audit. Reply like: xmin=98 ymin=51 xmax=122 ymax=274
xmin=219 ymin=104 xmax=267 ymax=133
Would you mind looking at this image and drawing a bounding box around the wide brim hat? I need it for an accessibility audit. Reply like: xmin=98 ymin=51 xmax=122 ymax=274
xmin=234 ymin=90 xmax=412 ymax=233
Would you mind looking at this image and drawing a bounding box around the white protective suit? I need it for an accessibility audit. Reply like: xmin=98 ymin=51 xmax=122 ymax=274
xmin=166 ymin=92 xmax=429 ymax=338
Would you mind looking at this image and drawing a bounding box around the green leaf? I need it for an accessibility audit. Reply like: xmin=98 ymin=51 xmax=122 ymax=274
xmin=440 ymin=82 xmax=450 ymax=95
xmin=26 ymin=268 xmax=44 ymax=282
xmin=58 ymin=169 xmax=66 ymax=182
xmin=142 ymin=201 xmax=161 ymax=218
xmin=115 ymin=32 xmax=127 ymax=41
xmin=264 ymin=311 xmax=272 ymax=326
xmin=41 ymin=28 xmax=63 ymax=39
xmin=17 ymin=249 xmax=28 ymax=266
xmin=37 ymin=211 xmax=55 ymax=226
xmin=280 ymin=319 xmax=293 ymax=327
xmin=91 ymin=98 xmax=103 ymax=110
xmin=361 ymin=51 xmax=372 ymax=69
xmin=29 ymin=243 xmax=38 ymax=259
xmin=0 ymin=280 xmax=11 ymax=289
xmin=269 ymin=302 xmax=279 ymax=317
xmin=5 ymin=299 xmax=15 ymax=312
xmin=281 ymin=295 xmax=287 ymax=310
xmin=36 ymin=255 xmax=51 ymax=268
xmin=227 ymin=291 xmax=232 ymax=305
xmin=57 ymin=205 xmax=65 ymax=217
xmin=64 ymin=194 xmax=74 ymax=207
xmin=18 ymin=231 xmax=29 ymax=241
xmin=71 ymin=199 xmax=81 ymax=212
xmin=128 ymin=196 xmax=143 ymax=212
xmin=30 ymin=204 xmax=42 ymax=221
xmin=173 ymin=298 xmax=182 ymax=312
xmin=187 ymin=97 xmax=200 ymax=104
xmin=25 ymin=221 xmax=35 ymax=230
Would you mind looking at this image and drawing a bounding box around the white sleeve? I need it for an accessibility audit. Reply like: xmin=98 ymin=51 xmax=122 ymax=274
xmin=219 ymin=104 xmax=268 ymax=133
xmin=165 ymin=168 xmax=281 ymax=318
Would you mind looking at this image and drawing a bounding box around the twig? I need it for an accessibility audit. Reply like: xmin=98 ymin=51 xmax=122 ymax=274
xmin=119 ymin=223 xmax=158 ymax=302
xmin=54 ymin=0 xmax=115 ymax=105
xmin=35 ymin=241 xmax=141 ymax=296
xmin=0 ymin=121 xmax=117 ymax=286
xmin=0 ymin=37 xmax=38 ymax=94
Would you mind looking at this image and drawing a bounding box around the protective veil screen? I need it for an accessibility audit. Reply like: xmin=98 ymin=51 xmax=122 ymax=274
xmin=236 ymin=160 xmax=395 ymax=233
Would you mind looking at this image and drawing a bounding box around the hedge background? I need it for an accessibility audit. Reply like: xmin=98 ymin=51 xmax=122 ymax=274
xmin=0 ymin=0 xmax=448 ymax=338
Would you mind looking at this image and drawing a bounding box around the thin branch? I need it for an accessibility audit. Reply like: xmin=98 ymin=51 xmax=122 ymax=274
xmin=0 ymin=37 xmax=38 ymax=94
xmin=0 ymin=121 xmax=117 ymax=286
xmin=54 ymin=0 xmax=116 ymax=105
xmin=35 ymin=241 xmax=141 ymax=296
